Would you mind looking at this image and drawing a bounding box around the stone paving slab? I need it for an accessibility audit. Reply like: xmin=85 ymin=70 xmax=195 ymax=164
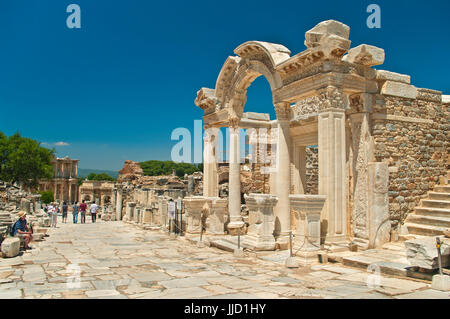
xmin=0 ymin=218 xmax=447 ymax=299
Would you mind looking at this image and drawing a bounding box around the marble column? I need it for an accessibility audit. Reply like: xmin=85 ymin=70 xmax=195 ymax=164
xmin=318 ymin=108 xmax=347 ymax=243
xmin=274 ymin=102 xmax=292 ymax=247
xmin=227 ymin=120 xmax=244 ymax=235
xmin=68 ymin=183 xmax=73 ymax=204
xmin=116 ymin=190 xmax=123 ymax=221
xmin=60 ymin=184 xmax=64 ymax=203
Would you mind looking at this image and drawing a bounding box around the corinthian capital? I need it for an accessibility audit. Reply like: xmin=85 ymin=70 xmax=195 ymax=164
xmin=317 ymin=86 xmax=348 ymax=111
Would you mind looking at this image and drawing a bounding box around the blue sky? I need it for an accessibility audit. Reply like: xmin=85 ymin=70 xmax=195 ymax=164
xmin=0 ymin=0 xmax=449 ymax=170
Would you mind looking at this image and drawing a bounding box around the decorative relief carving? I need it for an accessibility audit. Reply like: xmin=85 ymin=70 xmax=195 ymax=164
xmin=350 ymin=114 xmax=375 ymax=241
xmin=351 ymin=119 xmax=368 ymax=239
xmin=374 ymin=165 xmax=388 ymax=194
xmin=195 ymin=88 xmax=219 ymax=115
xmin=317 ymin=86 xmax=348 ymax=110
xmin=349 ymin=94 xmax=364 ymax=113
xmin=292 ymin=96 xmax=320 ymax=120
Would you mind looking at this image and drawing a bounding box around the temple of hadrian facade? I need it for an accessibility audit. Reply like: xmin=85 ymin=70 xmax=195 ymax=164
xmin=38 ymin=156 xmax=79 ymax=204
xmin=189 ymin=20 xmax=449 ymax=251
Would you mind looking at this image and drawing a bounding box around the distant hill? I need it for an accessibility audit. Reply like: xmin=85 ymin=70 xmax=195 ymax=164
xmin=78 ymin=168 xmax=119 ymax=179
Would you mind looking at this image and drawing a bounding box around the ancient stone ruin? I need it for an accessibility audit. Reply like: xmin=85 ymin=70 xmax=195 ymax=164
xmin=108 ymin=20 xmax=449 ymax=271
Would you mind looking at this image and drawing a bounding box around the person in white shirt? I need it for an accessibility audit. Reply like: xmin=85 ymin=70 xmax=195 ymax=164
xmin=90 ymin=202 xmax=99 ymax=223
xmin=48 ymin=203 xmax=57 ymax=228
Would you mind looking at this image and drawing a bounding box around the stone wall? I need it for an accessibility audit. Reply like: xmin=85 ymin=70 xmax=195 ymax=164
xmin=372 ymin=94 xmax=449 ymax=227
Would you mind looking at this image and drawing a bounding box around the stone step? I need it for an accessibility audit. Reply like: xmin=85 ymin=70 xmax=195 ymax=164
xmin=428 ymin=192 xmax=450 ymax=201
xmin=414 ymin=207 xmax=450 ymax=218
xmin=405 ymin=222 xmax=447 ymax=236
xmin=421 ymin=199 xmax=450 ymax=209
xmin=209 ymin=239 xmax=238 ymax=253
xmin=433 ymin=185 xmax=450 ymax=193
xmin=406 ymin=214 xmax=450 ymax=228
xmin=209 ymin=236 xmax=252 ymax=253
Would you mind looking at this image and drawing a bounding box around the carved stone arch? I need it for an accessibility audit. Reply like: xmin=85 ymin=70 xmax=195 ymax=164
xmin=215 ymin=56 xmax=240 ymax=105
xmin=215 ymin=41 xmax=291 ymax=120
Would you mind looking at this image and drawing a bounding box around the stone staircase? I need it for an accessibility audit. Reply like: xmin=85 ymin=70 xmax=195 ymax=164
xmin=405 ymin=170 xmax=450 ymax=236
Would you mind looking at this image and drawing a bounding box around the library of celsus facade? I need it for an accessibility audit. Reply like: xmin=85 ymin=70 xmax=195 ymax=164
xmin=38 ymin=156 xmax=79 ymax=204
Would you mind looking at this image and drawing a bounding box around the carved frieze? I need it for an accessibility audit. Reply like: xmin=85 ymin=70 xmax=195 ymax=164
xmin=292 ymin=95 xmax=320 ymax=120
xmin=317 ymin=86 xmax=348 ymax=111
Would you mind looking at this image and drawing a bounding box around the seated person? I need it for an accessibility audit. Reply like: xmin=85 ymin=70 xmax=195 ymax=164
xmin=10 ymin=211 xmax=33 ymax=250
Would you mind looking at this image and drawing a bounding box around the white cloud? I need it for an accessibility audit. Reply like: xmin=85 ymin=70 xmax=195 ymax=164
xmin=54 ymin=141 xmax=70 ymax=147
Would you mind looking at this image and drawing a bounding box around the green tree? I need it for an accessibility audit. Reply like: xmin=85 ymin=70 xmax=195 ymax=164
xmin=0 ymin=132 xmax=8 ymax=176
xmin=78 ymin=177 xmax=85 ymax=186
xmin=40 ymin=190 xmax=54 ymax=204
xmin=139 ymin=160 xmax=202 ymax=178
xmin=0 ymin=132 xmax=54 ymax=188
xmin=87 ymin=173 xmax=115 ymax=181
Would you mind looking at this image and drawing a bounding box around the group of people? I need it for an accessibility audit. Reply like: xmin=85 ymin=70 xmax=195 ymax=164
xmin=44 ymin=200 xmax=99 ymax=227
xmin=6 ymin=200 xmax=101 ymax=251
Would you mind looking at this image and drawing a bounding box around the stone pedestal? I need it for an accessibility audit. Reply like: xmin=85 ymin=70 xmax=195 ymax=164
xmin=244 ymin=193 xmax=278 ymax=251
xmin=290 ymin=195 xmax=326 ymax=251
xmin=184 ymin=197 xmax=210 ymax=234
xmin=205 ymin=197 xmax=227 ymax=235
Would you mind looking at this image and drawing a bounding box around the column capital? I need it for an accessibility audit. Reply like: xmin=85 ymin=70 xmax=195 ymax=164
xmin=203 ymin=128 xmax=218 ymax=143
xmin=228 ymin=116 xmax=241 ymax=129
xmin=316 ymin=85 xmax=348 ymax=111
xmin=275 ymin=102 xmax=291 ymax=121
xmin=348 ymin=92 xmax=373 ymax=113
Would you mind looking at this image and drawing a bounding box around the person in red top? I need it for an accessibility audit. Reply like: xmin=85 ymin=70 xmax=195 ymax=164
xmin=79 ymin=200 xmax=87 ymax=224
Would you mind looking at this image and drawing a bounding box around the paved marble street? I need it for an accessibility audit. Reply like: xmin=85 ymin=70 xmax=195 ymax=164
xmin=0 ymin=218 xmax=448 ymax=299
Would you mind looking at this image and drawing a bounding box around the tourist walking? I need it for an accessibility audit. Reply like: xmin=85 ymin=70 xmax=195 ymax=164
xmin=90 ymin=202 xmax=99 ymax=223
xmin=62 ymin=201 xmax=68 ymax=223
xmin=79 ymin=200 xmax=87 ymax=224
xmin=49 ymin=203 xmax=58 ymax=228
xmin=72 ymin=202 xmax=79 ymax=224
